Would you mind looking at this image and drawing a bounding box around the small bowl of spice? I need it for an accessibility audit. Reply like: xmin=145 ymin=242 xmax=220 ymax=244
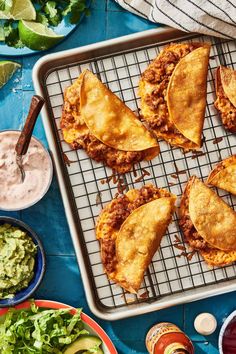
xmin=0 ymin=216 xmax=46 ymax=307
xmin=0 ymin=129 xmax=53 ymax=211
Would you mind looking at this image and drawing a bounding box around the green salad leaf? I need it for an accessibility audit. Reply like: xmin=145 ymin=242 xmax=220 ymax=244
xmin=0 ymin=302 xmax=88 ymax=353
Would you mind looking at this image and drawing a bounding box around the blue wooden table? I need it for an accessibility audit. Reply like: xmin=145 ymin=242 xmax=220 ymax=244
xmin=0 ymin=1 xmax=235 ymax=353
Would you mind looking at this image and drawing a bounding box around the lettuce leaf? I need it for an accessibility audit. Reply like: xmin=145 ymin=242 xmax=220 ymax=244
xmin=0 ymin=302 xmax=88 ymax=353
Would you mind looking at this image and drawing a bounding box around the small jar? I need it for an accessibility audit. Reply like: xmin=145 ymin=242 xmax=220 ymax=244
xmin=146 ymin=322 xmax=195 ymax=354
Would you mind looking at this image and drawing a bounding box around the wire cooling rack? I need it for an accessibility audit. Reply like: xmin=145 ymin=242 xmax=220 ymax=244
xmin=42 ymin=33 xmax=236 ymax=312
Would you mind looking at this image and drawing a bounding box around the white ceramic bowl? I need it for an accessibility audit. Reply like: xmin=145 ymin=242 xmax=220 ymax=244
xmin=219 ymin=310 xmax=236 ymax=354
xmin=0 ymin=130 xmax=53 ymax=211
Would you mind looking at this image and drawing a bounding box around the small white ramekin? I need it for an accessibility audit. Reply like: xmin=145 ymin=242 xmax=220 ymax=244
xmin=0 ymin=130 xmax=53 ymax=211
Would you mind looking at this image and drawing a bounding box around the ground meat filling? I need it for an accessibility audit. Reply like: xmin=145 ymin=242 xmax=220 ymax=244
xmin=100 ymin=185 xmax=170 ymax=273
xmin=142 ymin=43 xmax=200 ymax=137
xmin=180 ymin=182 xmax=209 ymax=250
xmin=71 ymin=133 xmax=144 ymax=174
xmin=61 ymin=85 xmax=148 ymax=173
xmin=214 ymin=81 xmax=236 ymax=133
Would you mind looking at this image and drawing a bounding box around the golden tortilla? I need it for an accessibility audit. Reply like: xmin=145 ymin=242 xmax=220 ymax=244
xmin=113 ymin=197 xmax=176 ymax=293
xmin=189 ymin=177 xmax=236 ymax=251
xmin=214 ymin=67 xmax=236 ymax=133
xmin=61 ymin=71 xmax=159 ymax=173
xmin=80 ymin=70 xmax=158 ymax=151
xmin=167 ymin=46 xmax=210 ymax=147
xmin=207 ymin=155 xmax=236 ymax=196
xmin=139 ymin=42 xmax=210 ymax=150
xmin=96 ymin=184 xmax=176 ymax=293
xmin=220 ymin=66 xmax=236 ymax=108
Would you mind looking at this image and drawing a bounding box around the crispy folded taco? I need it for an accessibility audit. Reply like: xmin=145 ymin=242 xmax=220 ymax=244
xmin=214 ymin=66 xmax=236 ymax=133
xmin=96 ymin=185 xmax=176 ymax=293
xmin=180 ymin=176 xmax=236 ymax=266
xmin=61 ymin=70 xmax=159 ymax=173
xmin=139 ymin=42 xmax=210 ymax=150
xmin=207 ymin=155 xmax=236 ymax=196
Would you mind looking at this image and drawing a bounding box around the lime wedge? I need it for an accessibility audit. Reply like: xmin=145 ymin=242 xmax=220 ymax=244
xmin=0 ymin=0 xmax=36 ymax=20
xmin=18 ymin=20 xmax=64 ymax=51
xmin=0 ymin=11 xmax=11 ymax=19
xmin=11 ymin=0 xmax=36 ymax=20
xmin=0 ymin=61 xmax=21 ymax=89
xmin=0 ymin=27 xmax=5 ymax=41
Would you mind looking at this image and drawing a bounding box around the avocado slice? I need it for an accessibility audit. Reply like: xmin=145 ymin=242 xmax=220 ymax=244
xmin=83 ymin=350 xmax=104 ymax=354
xmin=64 ymin=335 xmax=104 ymax=354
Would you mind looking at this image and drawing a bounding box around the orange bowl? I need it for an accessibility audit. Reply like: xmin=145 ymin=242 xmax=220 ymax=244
xmin=0 ymin=299 xmax=117 ymax=354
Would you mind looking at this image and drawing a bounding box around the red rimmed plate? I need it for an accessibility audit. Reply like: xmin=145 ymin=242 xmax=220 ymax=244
xmin=0 ymin=299 xmax=117 ymax=354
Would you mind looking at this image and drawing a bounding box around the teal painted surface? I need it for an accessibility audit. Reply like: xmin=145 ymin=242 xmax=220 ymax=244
xmin=0 ymin=1 xmax=234 ymax=353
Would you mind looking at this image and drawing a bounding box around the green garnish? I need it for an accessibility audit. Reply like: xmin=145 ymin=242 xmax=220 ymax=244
xmin=0 ymin=0 xmax=89 ymax=50
xmin=0 ymin=302 xmax=88 ymax=353
xmin=0 ymin=223 xmax=36 ymax=298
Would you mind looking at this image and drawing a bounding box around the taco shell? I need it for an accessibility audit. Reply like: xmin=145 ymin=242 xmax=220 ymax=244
xmin=80 ymin=70 xmax=158 ymax=152
xmin=207 ymin=155 xmax=236 ymax=196
xmin=167 ymin=46 xmax=210 ymax=147
xmin=189 ymin=177 xmax=236 ymax=251
xmin=180 ymin=176 xmax=236 ymax=267
xmin=220 ymin=66 xmax=236 ymax=109
xmin=96 ymin=185 xmax=176 ymax=293
xmin=139 ymin=42 xmax=210 ymax=150
xmin=114 ymin=197 xmax=175 ymax=293
xmin=61 ymin=70 xmax=159 ymax=173
xmin=214 ymin=66 xmax=236 ymax=133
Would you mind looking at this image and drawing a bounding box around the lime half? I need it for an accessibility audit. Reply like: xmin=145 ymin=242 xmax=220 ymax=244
xmin=18 ymin=20 xmax=64 ymax=50
xmin=0 ymin=61 xmax=21 ymax=89
xmin=0 ymin=0 xmax=36 ymax=20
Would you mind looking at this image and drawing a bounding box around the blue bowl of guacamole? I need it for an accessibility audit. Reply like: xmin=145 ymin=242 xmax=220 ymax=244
xmin=0 ymin=217 xmax=46 ymax=307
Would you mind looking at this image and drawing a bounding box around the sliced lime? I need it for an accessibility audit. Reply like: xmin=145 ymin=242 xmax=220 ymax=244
xmin=0 ymin=11 xmax=11 ymax=19
xmin=0 ymin=61 xmax=21 ymax=89
xmin=0 ymin=27 xmax=5 ymax=41
xmin=11 ymin=0 xmax=36 ymax=20
xmin=18 ymin=20 xmax=64 ymax=51
xmin=0 ymin=0 xmax=36 ymax=20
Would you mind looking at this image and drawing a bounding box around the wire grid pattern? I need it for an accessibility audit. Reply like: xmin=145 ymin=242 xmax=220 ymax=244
xmin=45 ymin=35 xmax=236 ymax=310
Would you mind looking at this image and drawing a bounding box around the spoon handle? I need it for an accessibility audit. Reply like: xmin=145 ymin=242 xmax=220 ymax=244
xmin=15 ymin=95 xmax=45 ymax=156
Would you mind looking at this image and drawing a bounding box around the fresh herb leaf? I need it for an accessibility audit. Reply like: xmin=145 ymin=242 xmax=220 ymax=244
xmin=44 ymin=1 xmax=57 ymax=18
xmin=3 ymin=21 xmax=23 ymax=48
xmin=36 ymin=11 xmax=48 ymax=26
xmin=0 ymin=302 xmax=88 ymax=353
xmin=0 ymin=0 xmax=12 ymax=12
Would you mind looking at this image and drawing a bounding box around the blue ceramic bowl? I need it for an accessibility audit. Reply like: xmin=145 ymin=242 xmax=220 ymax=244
xmin=0 ymin=217 xmax=46 ymax=307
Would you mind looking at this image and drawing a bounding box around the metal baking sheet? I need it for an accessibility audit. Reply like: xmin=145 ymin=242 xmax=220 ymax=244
xmin=33 ymin=28 xmax=236 ymax=320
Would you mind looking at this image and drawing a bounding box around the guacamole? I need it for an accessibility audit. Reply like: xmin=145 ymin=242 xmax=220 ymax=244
xmin=0 ymin=223 xmax=37 ymax=299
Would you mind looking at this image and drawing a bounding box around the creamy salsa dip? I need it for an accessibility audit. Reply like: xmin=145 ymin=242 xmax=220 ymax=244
xmin=0 ymin=223 xmax=37 ymax=299
xmin=0 ymin=131 xmax=52 ymax=210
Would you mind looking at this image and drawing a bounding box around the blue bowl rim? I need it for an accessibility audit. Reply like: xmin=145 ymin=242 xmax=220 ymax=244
xmin=0 ymin=216 xmax=46 ymax=307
